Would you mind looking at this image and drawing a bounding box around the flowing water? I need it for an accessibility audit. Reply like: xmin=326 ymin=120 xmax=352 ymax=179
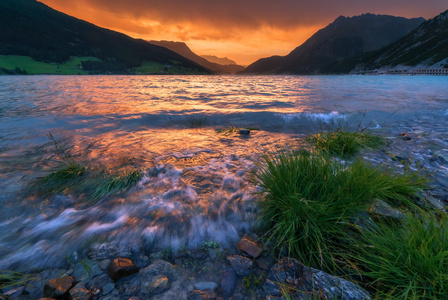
xmin=0 ymin=75 xmax=447 ymax=269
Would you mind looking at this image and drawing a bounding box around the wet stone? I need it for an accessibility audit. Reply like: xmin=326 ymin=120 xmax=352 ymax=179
xmin=73 ymin=260 xmax=102 ymax=283
xmin=238 ymin=129 xmax=250 ymax=135
xmin=236 ymin=234 xmax=263 ymax=258
xmin=102 ymin=283 xmax=115 ymax=295
xmin=188 ymin=289 xmax=217 ymax=300
xmin=369 ymin=199 xmax=404 ymax=220
xmin=99 ymin=259 xmax=111 ymax=270
xmin=68 ymin=282 xmax=92 ymax=300
xmin=220 ymin=268 xmax=237 ymax=296
xmin=149 ymin=275 xmax=170 ymax=294
xmin=226 ymin=254 xmax=255 ymax=276
xmin=194 ymin=281 xmax=218 ymax=290
xmin=139 ymin=260 xmax=179 ymax=281
xmin=109 ymin=258 xmax=138 ymax=282
xmin=43 ymin=276 xmax=75 ymax=298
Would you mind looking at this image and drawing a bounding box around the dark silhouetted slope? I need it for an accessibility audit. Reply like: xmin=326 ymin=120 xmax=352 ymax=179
xmin=149 ymin=40 xmax=244 ymax=74
xmin=200 ymin=55 xmax=237 ymax=65
xmin=242 ymin=14 xmax=425 ymax=74
xmin=0 ymin=0 xmax=210 ymax=74
xmin=354 ymin=10 xmax=448 ymax=70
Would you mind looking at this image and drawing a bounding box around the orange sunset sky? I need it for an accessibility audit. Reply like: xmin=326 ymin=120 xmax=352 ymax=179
xmin=39 ymin=0 xmax=447 ymax=65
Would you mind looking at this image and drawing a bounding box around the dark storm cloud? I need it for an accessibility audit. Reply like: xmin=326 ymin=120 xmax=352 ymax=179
xmin=62 ymin=0 xmax=447 ymax=29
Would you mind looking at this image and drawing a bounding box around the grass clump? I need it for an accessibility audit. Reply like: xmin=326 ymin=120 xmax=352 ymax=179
xmin=0 ymin=270 xmax=33 ymax=291
xmin=350 ymin=212 xmax=448 ymax=299
xmin=254 ymin=149 xmax=428 ymax=271
xmin=216 ymin=125 xmax=240 ymax=135
xmin=34 ymin=134 xmax=143 ymax=203
xmin=186 ymin=115 xmax=208 ymax=128
xmin=306 ymin=128 xmax=385 ymax=157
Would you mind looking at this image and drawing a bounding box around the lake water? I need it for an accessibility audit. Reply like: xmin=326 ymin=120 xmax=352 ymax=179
xmin=1 ymin=75 xmax=447 ymax=269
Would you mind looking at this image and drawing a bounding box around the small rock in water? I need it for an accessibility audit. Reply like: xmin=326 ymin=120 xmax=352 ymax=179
xmin=43 ymin=276 xmax=75 ymax=298
xmin=68 ymin=282 xmax=92 ymax=300
xmin=238 ymin=129 xmax=250 ymax=135
xmin=400 ymin=133 xmax=412 ymax=141
xmin=188 ymin=289 xmax=217 ymax=300
xmin=99 ymin=259 xmax=111 ymax=270
xmin=149 ymin=275 xmax=170 ymax=294
xmin=194 ymin=281 xmax=218 ymax=290
xmin=226 ymin=254 xmax=255 ymax=276
xmin=140 ymin=260 xmax=179 ymax=281
xmin=109 ymin=257 xmax=138 ymax=282
xmin=236 ymin=234 xmax=263 ymax=258
xmin=220 ymin=268 xmax=237 ymax=296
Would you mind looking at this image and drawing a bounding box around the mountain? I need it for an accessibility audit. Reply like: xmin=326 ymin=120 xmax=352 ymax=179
xmin=149 ymin=40 xmax=245 ymax=74
xmin=0 ymin=0 xmax=210 ymax=74
xmin=352 ymin=10 xmax=448 ymax=72
xmin=242 ymin=14 xmax=425 ymax=75
xmin=201 ymin=55 xmax=237 ymax=66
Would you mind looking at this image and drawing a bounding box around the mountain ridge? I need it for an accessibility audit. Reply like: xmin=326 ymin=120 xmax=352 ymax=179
xmin=0 ymin=0 xmax=210 ymax=74
xmin=149 ymin=40 xmax=244 ymax=74
xmin=242 ymin=13 xmax=425 ymax=74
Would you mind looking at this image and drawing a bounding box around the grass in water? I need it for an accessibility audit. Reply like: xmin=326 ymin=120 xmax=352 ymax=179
xmin=34 ymin=134 xmax=143 ymax=203
xmin=0 ymin=270 xmax=33 ymax=291
xmin=306 ymin=128 xmax=385 ymax=157
xmin=186 ymin=115 xmax=208 ymax=128
xmin=349 ymin=212 xmax=448 ymax=299
xmin=254 ymin=149 xmax=428 ymax=271
xmin=216 ymin=124 xmax=240 ymax=135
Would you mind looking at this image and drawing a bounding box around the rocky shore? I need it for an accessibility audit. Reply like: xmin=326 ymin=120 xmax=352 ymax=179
xmin=1 ymin=234 xmax=371 ymax=300
xmin=2 ymin=115 xmax=448 ymax=300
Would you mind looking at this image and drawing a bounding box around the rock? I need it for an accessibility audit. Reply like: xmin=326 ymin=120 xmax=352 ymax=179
xmin=139 ymin=260 xmax=179 ymax=281
xmin=238 ymin=129 xmax=250 ymax=135
xmin=369 ymin=199 xmax=404 ymax=220
xmin=188 ymin=289 xmax=217 ymax=300
xmin=2 ymin=286 xmax=25 ymax=298
xmin=109 ymin=258 xmax=138 ymax=282
xmin=43 ymin=276 xmax=75 ymax=298
xmin=255 ymin=256 xmax=273 ymax=271
xmin=236 ymin=234 xmax=263 ymax=258
xmin=149 ymin=275 xmax=170 ymax=294
xmin=220 ymin=268 xmax=237 ymax=296
xmin=102 ymin=283 xmax=115 ymax=295
xmin=68 ymin=282 xmax=92 ymax=300
xmin=226 ymin=255 xmax=255 ymax=276
xmin=194 ymin=282 xmax=218 ymax=290
xmin=25 ymin=269 xmax=70 ymax=298
xmin=265 ymin=258 xmax=371 ymax=300
xmin=87 ymin=274 xmax=114 ymax=295
xmin=99 ymin=259 xmax=111 ymax=271
xmin=73 ymin=260 xmax=102 ymax=283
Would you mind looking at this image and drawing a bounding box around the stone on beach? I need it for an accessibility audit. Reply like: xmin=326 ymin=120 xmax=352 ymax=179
xmin=43 ymin=276 xmax=75 ymax=298
xmin=109 ymin=258 xmax=138 ymax=282
xmin=236 ymin=234 xmax=263 ymax=258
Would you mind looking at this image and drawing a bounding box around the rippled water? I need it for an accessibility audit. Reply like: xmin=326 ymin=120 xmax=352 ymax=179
xmin=0 ymin=75 xmax=447 ymax=269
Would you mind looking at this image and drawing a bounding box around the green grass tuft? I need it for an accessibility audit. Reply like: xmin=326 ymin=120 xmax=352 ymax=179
xmin=34 ymin=134 xmax=143 ymax=203
xmin=186 ymin=115 xmax=208 ymax=128
xmin=254 ymin=149 xmax=428 ymax=271
xmin=0 ymin=270 xmax=33 ymax=291
xmin=350 ymin=212 xmax=448 ymax=299
xmin=216 ymin=125 xmax=240 ymax=135
xmin=306 ymin=129 xmax=385 ymax=157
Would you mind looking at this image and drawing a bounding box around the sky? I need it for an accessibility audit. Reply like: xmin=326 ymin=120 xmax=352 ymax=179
xmin=39 ymin=0 xmax=447 ymax=65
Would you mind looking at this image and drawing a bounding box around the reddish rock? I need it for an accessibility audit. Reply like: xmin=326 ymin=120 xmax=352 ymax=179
xmin=68 ymin=282 xmax=92 ymax=300
xmin=109 ymin=257 xmax=138 ymax=282
xmin=236 ymin=235 xmax=263 ymax=258
xmin=43 ymin=276 xmax=75 ymax=298
xmin=188 ymin=289 xmax=217 ymax=300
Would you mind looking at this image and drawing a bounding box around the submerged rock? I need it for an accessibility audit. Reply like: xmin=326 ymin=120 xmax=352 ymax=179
xmin=109 ymin=258 xmax=138 ymax=282
xmin=68 ymin=282 xmax=92 ymax=300
xmin=369 ymin=199 xmax=404 ymax=220
xmin=188 ymin=289 xmax=217 ymax=300
xmin=265 ymin=258 xmax=371 ymax=300
xmin=149 ymin=275 xmax=170 ymax=294
xmin=43 ymin=276 xmax=75 ymax=298
xmin=226 ymin=254 xmax=255 ymax=276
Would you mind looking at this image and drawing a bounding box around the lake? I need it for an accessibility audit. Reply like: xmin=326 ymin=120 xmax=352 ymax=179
xmin=1 ymin=75 xmax=447 ymax=269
